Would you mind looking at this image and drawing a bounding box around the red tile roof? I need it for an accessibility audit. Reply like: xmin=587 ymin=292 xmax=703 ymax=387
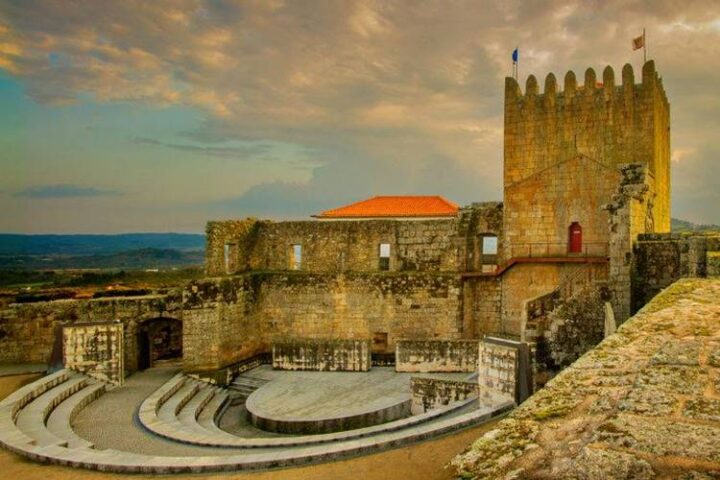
xmin=314 ymin=195 xmax=459 ymax=219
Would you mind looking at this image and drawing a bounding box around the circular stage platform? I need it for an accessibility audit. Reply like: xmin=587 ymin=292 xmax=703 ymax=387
xmin=244 ymin=367 xmax=466 ymax=434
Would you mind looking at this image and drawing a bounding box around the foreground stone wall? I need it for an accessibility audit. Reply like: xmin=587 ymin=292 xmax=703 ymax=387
xmin=410 ymin=377 xmax=478 ymax=414
xmin=272 ymin=339 xmax=371 ymax=371
xmin=395 ymin=339 xmax=479 ymax=373
xmin=63 ymin=323 xmax=124 ymax=385
xmin=451 ymin=278 xmax=720 ymax=479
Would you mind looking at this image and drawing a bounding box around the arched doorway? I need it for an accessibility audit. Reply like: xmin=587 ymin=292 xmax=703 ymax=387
xmin=137 ymin=317 xmax=182 ymax=370
xmin=568 ymin=222 xmax=583 ymax=254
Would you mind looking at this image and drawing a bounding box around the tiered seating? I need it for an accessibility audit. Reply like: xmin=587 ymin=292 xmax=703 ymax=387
xmin=0 ymin=369 xmax=513 ymax=473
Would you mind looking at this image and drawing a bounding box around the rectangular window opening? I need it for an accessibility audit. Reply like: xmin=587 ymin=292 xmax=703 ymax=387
xmin=379 ymin=243 xmax=391 ymax=271
xmin=482 ymin=236 xmax=498 ymax=255
xmin=223 ymin=243 xmax=234 ymax=274
xmin=291 ymin=244 xmax=302 ymax=270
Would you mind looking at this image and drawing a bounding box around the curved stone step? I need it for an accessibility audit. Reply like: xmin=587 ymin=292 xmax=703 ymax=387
xmin=6 ymin=400 xmax=513 ymax=474
xmin=15 ymin=376 xmax=89 ymax=447
xmin=138 ymin=374 xmax=504 ymax=449
xmin=195 ymin=388 xmax=232 ymax=436
xmin=176 ymin=384 xmax=218 ymax=436
xmin=46 ymin=382 xmax=106 ymax=449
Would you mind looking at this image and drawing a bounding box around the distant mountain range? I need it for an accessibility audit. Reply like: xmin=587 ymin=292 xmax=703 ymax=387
xmin=671 ymin=218 xmax=720 ymax=233
xmin=0 ymin=233 xmax=205 ymax=256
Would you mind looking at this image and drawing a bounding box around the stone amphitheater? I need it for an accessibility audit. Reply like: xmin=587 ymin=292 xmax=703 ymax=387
xmin=0 ymin=358 xmax=512 ymax=473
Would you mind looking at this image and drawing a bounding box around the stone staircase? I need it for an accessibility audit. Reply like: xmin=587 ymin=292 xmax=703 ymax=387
xmin=228 ymin=374 xmax=269 ymax=403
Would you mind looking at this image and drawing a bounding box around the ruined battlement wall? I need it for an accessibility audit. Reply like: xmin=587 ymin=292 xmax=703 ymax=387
xmin=181 ymin=272 xmax=464 ymax=373
xmin=451 ymin=278 xmax=720 ymax=479
xmin=205 ymin=203 xmax=503 ymax=277
xmin=633 ymin=232 xmax=720 ymax=311
xmin=0 ymin=293 xmax=182 ymax=372
xmin=504 ymin=61 xmax=670 ymax=233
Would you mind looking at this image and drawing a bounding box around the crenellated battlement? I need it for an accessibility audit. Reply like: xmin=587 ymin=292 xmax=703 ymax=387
xmin=504 ymin=61 xmax=668 ymax=107
xmin=503 ymin=59 xmax=671 ymax=236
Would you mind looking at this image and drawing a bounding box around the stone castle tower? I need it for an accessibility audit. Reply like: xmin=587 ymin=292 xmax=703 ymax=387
xmin=499 ymin=60 xmax=671 ymax=333
xmin=503 ymin=60 xmax=670 ymax=244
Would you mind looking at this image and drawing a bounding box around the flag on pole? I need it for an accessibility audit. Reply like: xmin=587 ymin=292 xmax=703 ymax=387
xmin=632 ymin=33 xmax=645 ymax=50
xmin=512 ymin=48 xmax=519 ymax=63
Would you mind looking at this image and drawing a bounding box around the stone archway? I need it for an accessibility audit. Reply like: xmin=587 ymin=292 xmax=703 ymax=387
xmin=137 ymin=317 xmax=182 ymax=370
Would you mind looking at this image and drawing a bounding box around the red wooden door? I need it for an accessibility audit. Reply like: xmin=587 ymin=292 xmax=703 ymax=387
xmin=569 ymin=222 xmax=582 ymax=253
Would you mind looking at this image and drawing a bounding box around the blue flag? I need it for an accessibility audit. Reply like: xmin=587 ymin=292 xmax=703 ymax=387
xmin=512 ymin=48 xmax=518 ymax=63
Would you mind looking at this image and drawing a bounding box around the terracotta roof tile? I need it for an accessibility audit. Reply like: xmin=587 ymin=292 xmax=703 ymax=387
xmin=314 ymin=195 xmax=459 ymax=219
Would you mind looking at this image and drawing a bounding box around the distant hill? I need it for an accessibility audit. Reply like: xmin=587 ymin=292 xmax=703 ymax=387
xmin=0 ymin=233 xmax=205 ymax=255
xmin=0 ymin=248 xmax=204 ymax=270
xmin=671 ymin=218 xmax=720 ymax=233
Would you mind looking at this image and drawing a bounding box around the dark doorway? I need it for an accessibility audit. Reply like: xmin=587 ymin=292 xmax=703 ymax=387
xmin=568 ymin=222 xmax=583 ymax=253
xmin=137 ymin=317 xmax=182 ymax=370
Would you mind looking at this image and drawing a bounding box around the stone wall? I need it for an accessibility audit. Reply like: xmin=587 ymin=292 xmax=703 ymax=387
xmin=633 ymin=232 xmax=720 ymax=311
xmin=478 ymin=337 xmax=533 ymax=405
xmin=205 ymin=218 xmax=260 ymax=276
xmin=478 ymin=340 xmax=519 ymax=404
xmin=463 ymin=277 xmax=502 ymax=338
xmin=395 ymin=339 xmax=479 ymax=373
xmin=63 ymin=323 xmax=124 ymax=385
xmin=0 ymin=294 xmax=182 ymax=373
xmin=204 ymin=203 xmax=504 ymax=277
xmin=410 ymin=377 xmax=478 ymax=414
xmin=272 ymin=338 xmax=371 ymax=371
xmin=604 ymin=163 xmax=656 ymax=322
xmin=451 ymin=278 xmax=720 ymax=480
xmin=182 ymin=272 xmax=464 ymax=374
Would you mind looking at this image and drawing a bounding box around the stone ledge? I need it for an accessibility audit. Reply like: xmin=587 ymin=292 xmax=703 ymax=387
xmin=450 ymin=278 xmax=720 ymax=479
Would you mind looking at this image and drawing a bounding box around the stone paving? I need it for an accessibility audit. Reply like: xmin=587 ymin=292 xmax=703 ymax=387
xmin=73 ymin=366 xmax=243 ymax=456
xmin=450 ymin=278 xmax=720 ymax=479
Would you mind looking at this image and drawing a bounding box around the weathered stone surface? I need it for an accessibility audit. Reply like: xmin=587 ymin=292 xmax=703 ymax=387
xmin=396 ymin=339 xmax=478 ymax=373
xmin=272 ymin=338 xmax=371 ymax=372
xmin=450 ymin=279 xmax=720 ymax=479
xmin=63 ymin=323 xmax=124 ymax=385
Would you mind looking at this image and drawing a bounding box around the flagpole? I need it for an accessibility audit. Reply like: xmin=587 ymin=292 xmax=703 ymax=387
xmin=643 ymin=28 xmax=647 ymax=63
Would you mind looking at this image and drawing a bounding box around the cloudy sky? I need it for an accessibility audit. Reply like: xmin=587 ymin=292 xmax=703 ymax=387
xmin=1 ymin=0 xmax=718 ymax=233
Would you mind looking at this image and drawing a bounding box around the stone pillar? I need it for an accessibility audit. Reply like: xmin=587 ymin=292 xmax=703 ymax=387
xmin=603 ymin=164 xmax=653 ymax=323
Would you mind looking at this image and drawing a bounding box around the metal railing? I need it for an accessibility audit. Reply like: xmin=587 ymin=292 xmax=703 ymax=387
xmin=506 ymin=242 xmax=608 ymax=259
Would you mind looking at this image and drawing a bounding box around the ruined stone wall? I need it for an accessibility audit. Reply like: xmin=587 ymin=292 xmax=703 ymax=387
xmin=205 ymin=218 xmax=260 ymax=276
xmin=395 ymin=339 xmax=479 ymax=373
xmin=182 ymin=277 xmax=264 ymax=373
xmin=478 ymin=341 xmax=519 ymax=404
xmin=250 ymin=219 xmax=460 ymax=272
xmin=633 ymin=233 xmax=720 ymax=310
xmin=463 ymin=277 xmax=502 ymax=337
xmin=182 ymin=272 xmax=464 ymax=373
xmin=272 ymin=338 xmax=371 ymax=371
xmin=410 ymin=377 xmax=478 ymax=414
xmin=0 ymin=294 xmax=182 ymax=373
xmin=457 ymin=202 xmax=504 ymax=271
xmin=504 ymin=61 xmax=670 ymax=235
xmin=604 ymin=164 xmax=656 ymax=322
xmin=63 ymin=323 xmax=124 ymax=385
xmin=205 ymin=203 xmax=504 ymax=277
